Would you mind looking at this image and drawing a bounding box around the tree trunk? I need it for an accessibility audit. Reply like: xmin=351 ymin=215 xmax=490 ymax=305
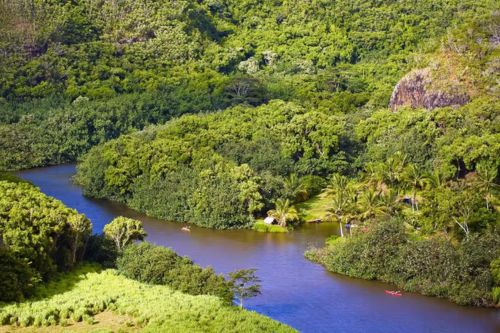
xmin=72 ymin=234 xmax=79 ymax=266
xmin=412 ymin=190 xmax=416 ymax=212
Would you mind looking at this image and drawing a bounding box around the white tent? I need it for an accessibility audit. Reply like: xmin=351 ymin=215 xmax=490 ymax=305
xmin=264 ymin=216 xmax=276 ymax=225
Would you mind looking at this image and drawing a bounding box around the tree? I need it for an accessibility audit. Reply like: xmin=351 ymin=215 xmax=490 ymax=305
xmin=326 ymin=173 xmax=350 ymax=196
xmin=228 ymin=269 xmax=261 ymax=308
xmin=475 ymin=161 xmax=498 ymax=210
xmin=67 ymin=214 xmax=92 ymax=265
xmin=283 ymin=173 xmax=307 ymax=202
xmin=357 ymin=189 xmax=386 ymax=222
xmin=267 ymin=198 xmax=299 ymax=227
xmin=384 ymin=152 xmax=408 ymax=186
xmin=403 ymin=164 xmax=426 ymax=211
xmin=327 ymin=174 xmax=356 ymax=236
xmin=103 ymin=216 xmax=147 ymax=252
xmin=329 ymin=191 xmax=353 ymax=237
xmin=380 ymin=188 xmax=401 ymax=216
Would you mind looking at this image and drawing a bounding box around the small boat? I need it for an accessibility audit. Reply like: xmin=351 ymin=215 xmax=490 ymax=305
xmin=181 ymin=226 xmax=191 ymax=232
xmin=384 ymin=290 xmax=402 ymax=297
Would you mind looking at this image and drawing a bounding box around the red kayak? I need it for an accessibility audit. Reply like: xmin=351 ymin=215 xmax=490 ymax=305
xmin=385 ymin=290 xmax=402 ymax=297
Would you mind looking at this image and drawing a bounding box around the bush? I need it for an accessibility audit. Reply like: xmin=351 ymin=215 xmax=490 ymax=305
xmin=307 ymin=219 xmax=500 ymax=306
xmin=0 ymin=248 xmax=39 ymax=302
xmin=253 ymin=221 xmax=288 ymax=233
xmin=117 ymin=243 xmax=234 ymax=303
xmin=0 ymin=181 xmax=91 ymax=301
xmin=83 ymin=235 xmax=118 ymax=268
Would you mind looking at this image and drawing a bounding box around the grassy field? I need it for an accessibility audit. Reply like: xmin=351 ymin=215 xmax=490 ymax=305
xmin=0 ymin=264 xmax=295 ymax=333
xmin=297 ymin=192 xmax=333 ymax=223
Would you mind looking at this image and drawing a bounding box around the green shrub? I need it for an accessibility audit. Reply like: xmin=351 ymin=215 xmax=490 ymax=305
xmin=0 ymin=248 xmax=39 ymax=302
xmin=253 ymin=221 xmax=288 ymax=233
xmin=307 ymin=219 xmax=500 ymax=306
xmin=83 ymin=234 xmax=118 ymax=268
xmin=0 ymin=181 xmax=91 ymax=301
xmin=117 ymin=243 xmax=234 ymax=304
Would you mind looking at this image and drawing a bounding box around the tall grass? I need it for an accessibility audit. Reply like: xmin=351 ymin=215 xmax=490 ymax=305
xmin=0 ymin=264 xmax=295 ymax=332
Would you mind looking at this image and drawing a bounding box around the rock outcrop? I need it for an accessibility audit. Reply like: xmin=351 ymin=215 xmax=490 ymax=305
xmin=389 ymin=68 xmax=470 ymax=111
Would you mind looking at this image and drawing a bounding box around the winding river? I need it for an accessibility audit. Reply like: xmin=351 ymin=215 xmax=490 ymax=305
xmin=18 ymin=164 xmax=500 ymax=333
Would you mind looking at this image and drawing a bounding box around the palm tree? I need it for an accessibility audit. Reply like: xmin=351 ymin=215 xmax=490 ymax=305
xmin=329 ymin=189 xmax=354 ymax=237
xmin=268 ymin=198 xmax=299 ymax=227
xmin=380 ymin=188 xmax=401 ymax=216
xmin=283 ymin=173 xmax=307 ymax=202
xmin=475 ymin=162 xmax=498 ymax=210
xmin=357 ymin=189 xmax=386 ymax=222
xmin=424 ymin=170 xmax=445 ymax=190
xmin=403 ymin=164 xmax=426 ymax=211
xmin=326 ymin=173 xmax=350 ymax=196
xmin=327 ymin=173 xmax=356 ymax=237
xmin=384 ymin=152 xmax=408 ymax=186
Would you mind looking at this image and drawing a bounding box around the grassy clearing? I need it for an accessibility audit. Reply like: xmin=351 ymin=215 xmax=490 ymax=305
xmin=0 ymin=264 xmax=295 ymax=333
xmin=253 ymin=220 xmax=288 ymax=233
xmin=296 ymin=192 xmax=333 ymax=222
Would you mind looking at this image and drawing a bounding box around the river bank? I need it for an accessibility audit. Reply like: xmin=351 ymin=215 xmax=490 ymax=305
xmin=18 ymin=164 xmax=500 ymax=333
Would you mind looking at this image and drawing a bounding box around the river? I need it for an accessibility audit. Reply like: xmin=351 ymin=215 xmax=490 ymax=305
xmin=18 ymin=164 xmax=500 ymax=333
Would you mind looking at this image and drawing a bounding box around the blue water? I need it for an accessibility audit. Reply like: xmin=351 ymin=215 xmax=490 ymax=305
xmin=19 ymin=164 xmax=500 ymax=333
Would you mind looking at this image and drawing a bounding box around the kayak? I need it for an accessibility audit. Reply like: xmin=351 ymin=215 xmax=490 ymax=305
xmin=384 ymin=290 xmax=402 ymax=297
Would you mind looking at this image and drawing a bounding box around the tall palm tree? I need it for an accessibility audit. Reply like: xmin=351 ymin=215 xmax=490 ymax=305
xmin=357 ymin=189 xmax=386 ymax=222
xmin=283 ymin=173 xmax=307 ymax=202
xmin=380 ymin=188 xmax=401 ymax=216
xmin=384 ymin=152 xmax=408 ymax=186
xmin=327 ymin=173 xmax=356 ymax=237
xmin=424 ymin=170 xmax=445 ymax=190
xmin=326 ymin=173 xmax=350 ymax=196
xmin=475 ymin=162 xmax=498 ymax=210
xmin=329 ymin=189 xmax=354 ymax=237
xmin=268 ymin=198 xmax=299 ymax=227
xmin=363 ymin=163 xmax=386 ymax=190
xmin=404 ymin=164 xmax=426 ymax=211
xmin=423 ymin=170 xmax=446 ymax=232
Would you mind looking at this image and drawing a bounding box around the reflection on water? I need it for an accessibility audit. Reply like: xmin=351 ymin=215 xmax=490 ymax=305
xmin=19 ymin=164 xmax=500 ymax=333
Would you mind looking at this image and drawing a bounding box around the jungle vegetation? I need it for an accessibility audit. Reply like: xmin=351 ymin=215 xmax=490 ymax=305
xmin=0 ymin=0 xmax=496 ymax=170
xmin=0 ymin=0 xmax=498 ymax=309
xmin=0 ymin=176 xmax=277 ymax=330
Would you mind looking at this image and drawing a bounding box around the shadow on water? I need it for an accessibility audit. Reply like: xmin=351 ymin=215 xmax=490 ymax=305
xmin=18 ymin=164 xmax=500 ymax=333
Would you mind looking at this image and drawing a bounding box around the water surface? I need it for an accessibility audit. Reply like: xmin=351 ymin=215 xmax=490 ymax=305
xmin=19 ymin=164 xmax=500 ymax=333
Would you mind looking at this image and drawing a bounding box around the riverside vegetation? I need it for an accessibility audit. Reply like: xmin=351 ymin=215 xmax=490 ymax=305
xmin=0 ymin=0 xmax=498 ymax=311
xmin=0 ymin=176 xmax=293 ymax=332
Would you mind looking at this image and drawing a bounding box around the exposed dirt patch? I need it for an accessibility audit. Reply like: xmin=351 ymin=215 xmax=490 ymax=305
xmin=0 ymin=311 xmax=140 ymax=333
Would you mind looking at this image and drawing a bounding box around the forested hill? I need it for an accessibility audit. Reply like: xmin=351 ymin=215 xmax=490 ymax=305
xmin=0 ymin=0 xmax=497 ymax=169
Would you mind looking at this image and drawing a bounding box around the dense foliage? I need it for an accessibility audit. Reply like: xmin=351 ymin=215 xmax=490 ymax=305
xmin=0 ymin=264 xmax=295 ymax=332
xmin=117 ymin=242 xmax=233 ymax=303
xmin=0 ymin=180 xmax=91 ymax=301
xmin=0 ymin=92 xmax=201 ymax=170
xmin=306 ymin=220 xmax=500 ymax=306
xmin=75 ymin=100 xmax=347 ymax=228
xmin=0 ymin=0 xmax=498 ymax=309
xmin=1 ymin=0 xmax=496 ymax=170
